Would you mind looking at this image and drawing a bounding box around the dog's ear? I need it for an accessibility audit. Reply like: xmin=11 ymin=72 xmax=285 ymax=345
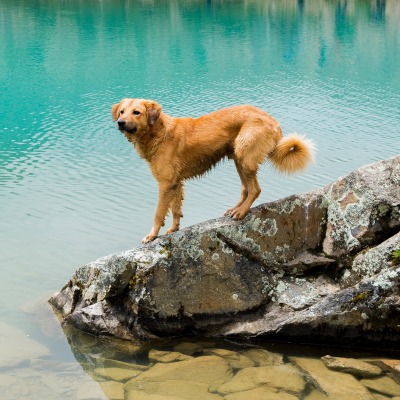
xmin=112 ymin=101 xmax=122 ymax=121
xmin=145 ymin=101 xmax=162 ymax=126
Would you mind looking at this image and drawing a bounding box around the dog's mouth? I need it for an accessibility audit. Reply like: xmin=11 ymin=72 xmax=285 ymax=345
xmin=123 ymin=127 xmax=138 ymax=134
xmin=118 ymin=124 xmax=138 ymax=134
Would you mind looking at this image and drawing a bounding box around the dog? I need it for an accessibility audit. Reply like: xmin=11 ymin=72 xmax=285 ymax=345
xmin=112 ymin=98 xmax=315 ymax=243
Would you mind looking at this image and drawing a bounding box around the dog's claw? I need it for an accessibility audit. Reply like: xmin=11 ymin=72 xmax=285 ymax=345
xmin=225 ymin=207 xmax=242 ymax=219
xmin=142 ymin=235 xmax=157 ymax=244
xmin=225 ymin=207 xmax=248 ymax=220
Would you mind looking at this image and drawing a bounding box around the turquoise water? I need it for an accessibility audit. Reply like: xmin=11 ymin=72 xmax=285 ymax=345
xmin=1 ymin=0 xmax=400 ymax=398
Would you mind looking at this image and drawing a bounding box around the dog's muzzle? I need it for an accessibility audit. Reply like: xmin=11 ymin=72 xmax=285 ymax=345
xmin=117 ymin=119 xmax=137 ymax=134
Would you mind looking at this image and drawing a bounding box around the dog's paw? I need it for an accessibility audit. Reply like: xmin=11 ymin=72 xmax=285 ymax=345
xmin=224 ymin=208 xmax=235 ymax=217
xmin=226 ymin=207 xmax=248 ymax=220
xmin=142 ymin=234 xmax=157 ymax=244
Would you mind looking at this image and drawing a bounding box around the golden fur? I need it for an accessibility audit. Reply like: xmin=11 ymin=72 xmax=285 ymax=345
xmin=112 ymin=98 xmax=315 ymax=243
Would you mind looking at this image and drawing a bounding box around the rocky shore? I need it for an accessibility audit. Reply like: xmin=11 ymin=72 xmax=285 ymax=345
xmin=49 ymin=155 xmax=400 ymax=347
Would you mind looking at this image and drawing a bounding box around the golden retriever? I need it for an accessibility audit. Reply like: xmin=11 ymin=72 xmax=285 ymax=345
xmin=112 ymin=99 xmax=315 ymax=243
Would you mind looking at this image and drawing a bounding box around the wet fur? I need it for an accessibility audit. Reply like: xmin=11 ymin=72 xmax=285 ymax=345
xmin=112 ymin=98 xmax=315 ymax=243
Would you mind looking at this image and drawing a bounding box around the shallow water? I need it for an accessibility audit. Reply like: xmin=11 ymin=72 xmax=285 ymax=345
xmin=1 ymin=0 xmax=400 ymax=398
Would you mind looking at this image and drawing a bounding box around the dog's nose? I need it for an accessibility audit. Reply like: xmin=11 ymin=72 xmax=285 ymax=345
xmin=117 ymin=119 xmax=126 ymax=127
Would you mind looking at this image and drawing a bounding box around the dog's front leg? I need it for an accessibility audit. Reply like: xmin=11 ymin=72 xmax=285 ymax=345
xmin=142 ymin=182 xmax=178 ymax=243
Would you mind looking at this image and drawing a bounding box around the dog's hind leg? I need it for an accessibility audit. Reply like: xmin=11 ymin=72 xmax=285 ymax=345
xmin=166 ymin=182 xmax=184 ymax=235
xmin=226 ymin=122 xmax=275 ymax=220
xmin=228 ymin=165 xmax=261 ymax=220
xmin=227 ymin=135 xmax=266 ymax=219
xmin=225 ymin=159 xmax=248 ymax=217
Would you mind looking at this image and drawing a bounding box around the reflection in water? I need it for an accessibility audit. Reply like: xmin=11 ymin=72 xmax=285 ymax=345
xmin=0 ymin=1 xmax=399 ymax=399
xmin=1 ymin=0 xmax=398 ymax=186
xmin=335 ymin=1 xmax=356 ymax=42
xmin=371 ymin=0 xmax=386 ymax=22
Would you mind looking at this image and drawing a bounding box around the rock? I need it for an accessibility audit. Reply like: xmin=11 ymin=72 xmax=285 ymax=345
xmin=283 ymin=252 xmax=336 ymax=275
xmin=94 ymin=367 xmax=143 ymax=382
xmin=381 ymin=359 xmax=400 ymax=373
xmin=124 ymin=379 xmax=221 ymax=400
xmin=172 ymin=342 xmax=203 ymax=355
xmin=272 ymin=275 xmax=339 ymax=311
xmin=126 ymin=392 xmax=185 ymax=400
xmin=224 ymin=387 xmax=298 ymax=400
xmin=322 ymin=157 xmax=400 ymax=257
xmin=379 ymin=360 xmax=400 ymax=383
xmin=125 ymin=355 xmax=232 ymax=392
xmin=372 ymin=393 xmax=393 ymax=400
xmin=242 ymin=348 xmax=284 ymax=366
xmin=321 ymin=355 xmax=382 ymax=378
xmin=49 ymin=156 xmax=400 ymax=346
xmin=361 ymin=376 xmax=400 ymax=397
xmin=101 ymin=359 xmax=149 ymax=372
xmin=203 ymin=348 xmax=254 ymax=369
xmin=230 ymin=354 xmax=255 ymax=370
xmin=290 ymin=357 xmax=374 ymax=399
xmin=0 ymin=322 xmax=51 ymax=369
xmin=99 ymin=381 xmax=125 ymax=400
xmin=217 ymin=364 xmax=306 ymax=395
xmin=303 ymin=389 xmax=328 ymax=399
xmin=341 ymin=231 xmax=400 ymax=287
xmin=148 ymin=350 xmax=193 ymax=363
xmin=223 ymin=263 xmax=400 ymax=345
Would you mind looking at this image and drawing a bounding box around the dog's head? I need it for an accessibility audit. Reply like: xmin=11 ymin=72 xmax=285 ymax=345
xmin=111 ymin=98 xmax=162 ymax=135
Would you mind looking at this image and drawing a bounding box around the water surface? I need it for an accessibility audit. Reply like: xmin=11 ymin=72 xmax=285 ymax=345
xmin=0 ymin=0 xmax=399 ymax=398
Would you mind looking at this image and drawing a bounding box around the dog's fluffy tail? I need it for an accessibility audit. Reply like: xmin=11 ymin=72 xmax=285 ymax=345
xmin=269 ymin=134 xmax=315 ymax=174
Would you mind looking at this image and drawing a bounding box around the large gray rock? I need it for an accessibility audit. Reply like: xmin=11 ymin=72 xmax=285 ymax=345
xmin=49 ymin=156 xmax=400 ymax=346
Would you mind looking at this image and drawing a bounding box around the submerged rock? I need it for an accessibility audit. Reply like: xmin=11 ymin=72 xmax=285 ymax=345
xmin=45 ymin=322 xmax=400 ymax=400
xmin=217 ymin=364 xmax=306 ymax=395
xmin=125 ymin=380 xmax=221 ymax=400
xmin=224 ymin=387 xmax=298 ymax=400
xmin=49 ymin=156 xmax=400 ymax=346
xmin=321 ymin=355 xmax=382 ymax=378
xmin=124 ymin=355 xmax=233 ymax=392
xmin=0 ymin=323 xmax=51 ymax=369
xmin=148 ymin=350 xmax=193 ymax=363
xmin=242 ymin=348 xmax=284 ymax=367
xmin=98 ymin=381 xmax=124 ymax=400
xmin=203 ymin=348 xmax=254 ymax=370
xmin=173 ymin=342 xmax=203 ymax=356
xmin=94 ymin=367 xmax=142 ymax=382
xmin=289 ymin=357 xmax=374 ymax=399
xmin=361 ymin=376 xmax=400 ymax=397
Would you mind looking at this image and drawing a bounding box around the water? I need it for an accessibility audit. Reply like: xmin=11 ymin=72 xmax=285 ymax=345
xmin=0 ymin=0 xmax=399 ymax=398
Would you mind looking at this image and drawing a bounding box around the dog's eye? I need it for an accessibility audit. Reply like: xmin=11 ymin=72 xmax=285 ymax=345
xmin=133 ymin=110 xmax=140 ymax=115
xmin=120 ymin=110 xmax=124 ymax=114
